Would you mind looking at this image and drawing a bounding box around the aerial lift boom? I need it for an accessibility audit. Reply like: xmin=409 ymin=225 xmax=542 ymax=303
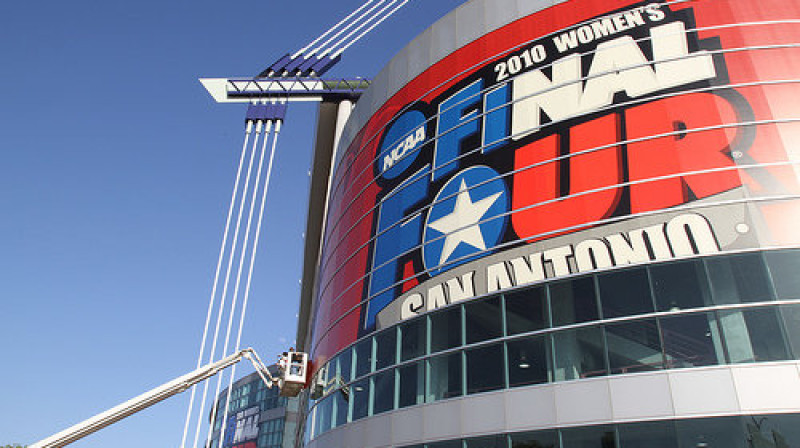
xmin=29 ymin=348 xmax=296 ymax=448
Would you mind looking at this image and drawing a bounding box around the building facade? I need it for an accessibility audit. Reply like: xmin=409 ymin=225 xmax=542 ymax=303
xmin=208 ymin=371 xmax=299 ymax=448
xmin=296 ymin=0 xmax=800 ymax=447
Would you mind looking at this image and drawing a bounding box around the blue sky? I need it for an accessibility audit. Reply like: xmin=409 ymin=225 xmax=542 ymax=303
xmin=0 ymin=1 xmax=466 ymax=447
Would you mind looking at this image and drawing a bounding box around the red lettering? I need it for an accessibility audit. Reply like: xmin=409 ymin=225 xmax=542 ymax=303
xmin=512 ymin=114 xmax=624 ymax=241
xmin=626 ymin=92 xmax=742 ymax=213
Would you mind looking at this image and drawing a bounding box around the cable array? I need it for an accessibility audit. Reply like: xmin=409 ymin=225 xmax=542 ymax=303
xmin=261 ymin=0 xmax=411 ymax=78
xmin=180 ymin=101 xmax=287 ymax=448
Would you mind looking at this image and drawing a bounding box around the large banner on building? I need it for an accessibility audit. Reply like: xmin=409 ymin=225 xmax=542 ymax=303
xmin=223 ymin=406 xmax=260 ymax=448
xmin=312 ymin=0 xmax=800 ymax=364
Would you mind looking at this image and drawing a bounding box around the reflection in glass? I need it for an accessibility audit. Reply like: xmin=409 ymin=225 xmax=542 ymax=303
xmin=466 ymin=342 xmax=505 ymax=394
xmin=428 ymin=441 xmax=462 ymax=448
xmin=554 ymin=326 xmax=606 ymax=381
xmin=766 ymin=250 xmax=800 ymax=300
xmin=560 ymin=424 xmax=616 ymax=448
xmin=350 ymin=378 xmax=370 ymax=421
xmin=505 ymin=286 xmax=548 ymax=335
xmin=707 ymin=252 xmax=774 ymax=304
xmin=676 ymin=416 xmax=747 ymax=448
xmin=428 ymin=352 xmax=462 ymax=402
xmin=398 ymin=362 xmax=424 ymax=408
xmin=337 ymin=348 xmax=353 ymax=383
xmin=314 ymin=395 xmax=332 ymax=437
xmin=780 ymin=304 xmax=800 ymax=359
xmin=660 ymin=313 xmax=723 ymax=368
xmin=431 ymin=307 xmax=462 ymax=353
xmin=465 ymin=435 xmax=505 ymax=448
xmin=372 ymin=369 xmax=394 ymax=415
xmin=606 ymin=319 xmax=664 ymax=374
xmin=375 ymin=328 xmax=397 ymax=370
xmin=400 ymin=317 xmax=427 ymax=361
xmin=618 ymin=419 xmax=678 ymax=448
xmin=354 ymin=338 xmax=373 ymax=378
xmin=745 ymin=414 xmax=800 ymax=448
xmin=551 ymin=277 xmax=599 ymax=326
xmin=651 ymin=260 xmax=711 ymax=311
xmin=509 ymin=430 xmax=557 ymax=448
xmin=599 ymin=267 xmax=654 ymax=318
xmin=507 ymin=335 xmax=550 ymax=387
xmin=466 ymin=296 xmax=502 ymax=344
xmin=332 ymin=385 xmax=348 ymax=428
xmin=720 ymin=307 xmax=790 ymax=363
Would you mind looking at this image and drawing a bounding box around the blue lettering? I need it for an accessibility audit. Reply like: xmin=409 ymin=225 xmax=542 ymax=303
xmin=433 ymin=79 xmax=484 ymax=181
xmin=365 ymin=167 xmax=430 ymax=330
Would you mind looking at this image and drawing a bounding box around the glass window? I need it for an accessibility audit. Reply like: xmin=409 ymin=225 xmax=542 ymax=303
xmin=707 ymin=252 xmax=774 ymax=304
xmin=400 ymin=317 xmax=427 ymax=361
xmin=618 ymin=419 xmax=677 ymax=448
xmin=766 ymin=250 xmax=800 ymax=300
xmin=431 ymin=307 xmax=462 ymax=353
xmin=509 ymin=429 xmax=558 ymax=448
xmin=465 ymin=296 xmax=503 ymax=344
xmin=332 ymin=387 xmax=348 ymax=429
xmin=553 ymin=326 xmax=607 ymax=381
xmin=606 ymin=319 xmax=664 ymax=374
xmin=745 ymin=413 xmax=800 ymax=447
xmin=466 ymin=342 xmax=505 ymax=394
xmin=314 ymin=396 xmax=332 ymax=437
xmin=720 ymin=307 xmax=790 ymax=363
xmin=337 ymin=347 xmax=353 ymax=383
xmin=781 ymin=304 xmax=800 ymax=359
xmin=350 ymin=378 xmax=370 ymax=421
xmin=375 ymin=328 xmax=397 ymax=371
xmin=550 ymin=277 xmax=599 ymax=326
xmin=651 ymin=260 xmax=712 ymax=311
xmin=427 ymin=352 xmax=462 ymax=402
xmin=428 ymin=441 xmax=462 ymax=448
xmin=465 ymin=435 xmax=505 ymax=448
xmin=505 ymin=286 xmax=548 ymax=335
xmin=372 ymin=369 xmax=395 ymax=415
xmin=354 ymin=338 xmax=373 ymax=378
xmin=599 ymin=267 xmax=654 ymax=318
xmin=398 ymin=361 xmax=425 ymax=408
xmin=660 ymin=313 xmax=724 ymax=368
xmin=676 ymin=415 xmax=748 ymax=448
xmin=304 ymin=412 xmax=313 ymax=444
xmin=560 ymin=424 xmax=616 ymax=448
xmin=507 ymin=335 xmax=551 ymax=387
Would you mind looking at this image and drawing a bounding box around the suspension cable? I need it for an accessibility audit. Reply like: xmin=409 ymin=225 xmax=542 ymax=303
xmin=321 ymin=0 xmax=401 ymax=58
xmin=332 ymin=0 xmax=409 ymax=57
xmin=192 ymin=119 xmax=266 ymax=448
xmin=293 ymin=0 xmax=379 ymax=59
xmin=179 ymin=120 xmax=254 ymax=448
xmin=219 ymin=120 xmax=282 ymax=446
xmin=210 ymin=117 xmax=274 ymax=448
xmin=314 ymin=0 xmax=393 ymax=58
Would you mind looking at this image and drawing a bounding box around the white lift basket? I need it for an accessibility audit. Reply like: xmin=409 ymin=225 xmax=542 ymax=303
xmin=279 ymin=351 xmax=309 ymax=397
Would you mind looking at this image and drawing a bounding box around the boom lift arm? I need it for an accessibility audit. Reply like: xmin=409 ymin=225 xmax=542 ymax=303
xmin=30 ymin=348 xmax=280 ymax=448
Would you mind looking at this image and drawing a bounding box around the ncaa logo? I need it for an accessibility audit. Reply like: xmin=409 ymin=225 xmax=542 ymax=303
xmin=377 ymin=109 xmax=427 ymax=180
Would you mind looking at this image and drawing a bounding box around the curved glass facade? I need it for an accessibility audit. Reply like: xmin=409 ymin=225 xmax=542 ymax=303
xmin=304 ymin=249 xmax=800 ymax=441
xmin=391 ymin=414 xmax=800 ymax=448
xmin=310 ymin=0 xmax=800 ymax=364
xmin=297 ymin=0 xmax=800 ymax=446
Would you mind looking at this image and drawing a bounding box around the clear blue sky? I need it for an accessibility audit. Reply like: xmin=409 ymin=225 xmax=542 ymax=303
xmin=0 ymin=1 xmax=466 ymax=447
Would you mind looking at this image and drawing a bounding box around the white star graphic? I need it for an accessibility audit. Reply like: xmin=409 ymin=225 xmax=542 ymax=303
xmin=428 ymin=179 xmax=503 ymax=266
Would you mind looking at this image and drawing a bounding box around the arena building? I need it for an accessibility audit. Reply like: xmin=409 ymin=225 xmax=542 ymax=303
xmin=295 ymin=0 xmax=800 ymax=446
xmin=207 ymin=370 xmax=300 ymax=448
